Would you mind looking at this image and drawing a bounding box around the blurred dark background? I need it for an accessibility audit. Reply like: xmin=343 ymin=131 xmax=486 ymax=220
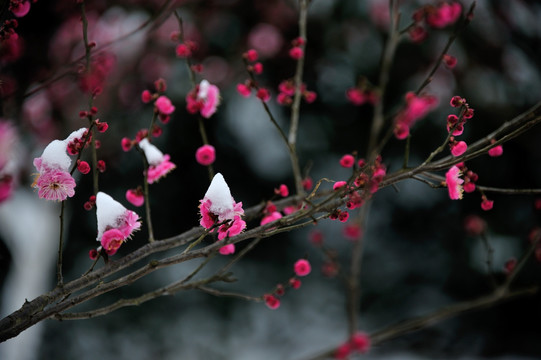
xmin=1 ymin=0 xmax=541 ymax=359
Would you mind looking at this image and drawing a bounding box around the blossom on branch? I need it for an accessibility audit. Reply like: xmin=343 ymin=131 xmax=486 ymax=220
xmin=32 ymin=128 xmax=89 ymax=201
xmin=394 ymin=92 xmax=438 ymax=139
xmin=186 ymin=80 xmax=221 ymax=118
xmin=199 ymin=173 xmax=246 ymax=252
xmin=445 ymin=165 xmax=464 ymax=200
xmin=96 ymin=192 xmax=141 ymax=256
xmin=138 ymin=138 xmax=176 ymax=184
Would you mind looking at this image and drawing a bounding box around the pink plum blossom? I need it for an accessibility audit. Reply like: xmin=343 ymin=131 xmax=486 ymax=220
xmin=445 ymin=165 xmax=464 ymax=200
xmin=219 ymin=244 xmax=235 ymax=255
xmin=488 ymin=144 xmax=503 ymax=157
xmin=451 ymin=140 xmax=467 ymax=156
xmin=96 ymin=192 xmax=141 ymax=255
xmin=263 ymin=294 xmax=280 ymax=310
xmin=294 ymin=259 xmax=311 ymax=276
xmin=199 ymin=173 xmax=246 ymax=246
xmin=195 ymin=144 xmax=216 ymax=166
xmin=261 ymin=211 xmax=283 ymax=226
xmin=126 ymin=188 xmax=144 ymax=207
xmin=155 ymin=95 xmax=175 ymax=115
xmin=186 ymin=80 xmax=221 ymax=118
xmin=35 ymin=170 xmax=76 ymax=201
xmin=138 ymin=138 xmax=176 ymax=183
xmin=394 ymin=92 xmax=438 ymax=139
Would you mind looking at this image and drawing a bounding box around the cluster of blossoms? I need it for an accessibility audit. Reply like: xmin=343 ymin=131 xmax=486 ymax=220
xmin=409 ymin=1 xmax=463 ymax=42
xmin=237 ymin=49 xmax=270 ymax=101
xmin=199 ymin=173 xmax=246 ymax=254
xmin=141 ymin=78 xmax=176 ymax=125
xmin=334 ymin=332 xmax=371 ymax=359
xmin=32 ymin=128 xmax=90 ymax=201
xmin=447 ymin=95 xmax=474 ymax=156
xmin=288 ymin=36 xmax=304 ymax=60
xmin=276 ymin=79 xmax=317 ymax=106
xmin=346 ymin=86 xmax=378 ymax=106
xmin=394 ymin=92 xmax=438 ymax=139
xmin=263 ymin=259 xmax=311 ymax=310
xmin=186 ymin=79 xmax=221 ymax=118
xmin=91 ymin=192 xmax=141 ymax=257
xmin=445 ymin=163 xmax=493 ymax=210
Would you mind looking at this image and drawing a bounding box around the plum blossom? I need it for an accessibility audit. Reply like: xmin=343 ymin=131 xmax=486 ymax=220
xmin=293 ymin=259 xmax=311 ymax=276
xmin=138 ymin=138 xmax=176 ymax=184
xmin=186 ymin=80 xmax=221 ymax=118
xmin=96 ymin=192 xmax=141 ymax=256
xmin=394 ymin=92 xmax=438 ymax=139
xmin=195 ymin=144 xmax=216 ymax=166
xmin=32 ymin=129 xmax=88 ymax=201
xmin=199 ymin=173 xmax=246 ymax=252
xmin=445 ymin=165 xmax=464 ymax=200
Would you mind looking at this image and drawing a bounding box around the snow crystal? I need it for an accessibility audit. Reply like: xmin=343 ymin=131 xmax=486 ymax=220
xmin=138 ymin=138 xmax=164 ymax=166
xmin=204 ymin=173 xmax=234 ymax=215
xmin=40 ymin=140 xmax=71 ymax=171
xmin=96 ymin=192 xmax=128 ymax=240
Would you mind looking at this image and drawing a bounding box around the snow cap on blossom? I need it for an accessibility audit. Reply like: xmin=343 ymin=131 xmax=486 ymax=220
xmin=198 ymin=80 xmax=221 ymax=118
xmin=155 ymin=95 xmax=175 ymax=115
xmin=96 ymin=192 xmax=141 ymax=255
xmin=445 ymin=165 xmax=464 ymax=200
xmin=138 ymin=138 xmax=176 ymax=183
xmin=32 ymin=134 xmax=84 ymax=201
xmin=199 ymin=173 xmax=246 ymax=244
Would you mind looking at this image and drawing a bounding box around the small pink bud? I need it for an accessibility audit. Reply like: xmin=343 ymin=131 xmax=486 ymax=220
xmin=302 ymin=177 xmax=313 ymax=191
xmin=451 ymin=141 xmax=467 ymax=156
xmin=141 ymin=90 xmax=153 ymax=103
xmin=96 ymin=121 xmax=108 ymax=133
xmin=89 ymin=248 xmax=99 ymax=260
xmin=289 ymin=46 xmax=304 ymax=60
xmin=443 ymin=54 xmax=457 ymax=69
xmin=175 ymin=43 xmax=192 ymax=58
xmin=256 ymin=88 xmax=271 ymax=102
xmin=243 ymin=49 xmax=258 ymax=62
xmin=274 ymin=184 xmax=289 ymax=197
xmin=263 ymin=294 xmax=280 ymax=309
xmin=236 ymin=83 xmax=252 ymax=97
xmin=309 ymin=230 xmax=323 ymax=246
xmin=339 ymin=154 xmax=355 ymax=168
xmin=126 ymin=188 xmax=144 ymax=207
xmin=97 ymin=160 xmax=106 ymax=173
xmin=293 ymin=259 xmax=311 ymax=277
xmin=463 ymin=215 xmax=486 ymax=236
xmin=195 ymin=144 xmax=216 ymax=166
xmin=481 ymin=196 xmax=494 ymax=211
xmin=333 ymin=181 xmax=347 ymax=190
xmin=121 ymin=137 xmax=133 ymax=152
xmin=252 ymin=62 xmax=263 ymax=74
xmin=304 ymin=91 xmax=317 ymax=103
xmin=77 ymin=160 xmax=91 ymax=174
xmin=488 ymin=144 xmax=503 ymax=157
xmin=504 ymin=257 xmax=517 ymax=275
xmin=289 ymin=278 xmax=301 ymax=289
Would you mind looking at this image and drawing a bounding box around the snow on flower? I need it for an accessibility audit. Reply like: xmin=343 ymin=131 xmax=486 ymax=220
xmin=96 ymin=192 xmax=141 ymax=255
xmin=199 ymin=173 xmax=246 ymax=247
xmin=138 ymin=138 xmax=176 ymax=184
xmin=32 ymin=132 xmax=86 ymax=201
xmin=186 ymin=80 xmax=221 ymax=118
xmin=445 ymin=165 xmax=464 ymax=200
